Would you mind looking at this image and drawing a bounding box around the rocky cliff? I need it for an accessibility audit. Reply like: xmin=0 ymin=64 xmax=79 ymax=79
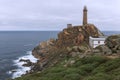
xmin=14 ymin=30 xmax=120 ymax=80
xmin=56 ymin=24 xmax=103 ymax=47
xmin=30 ymin=24 xmax=104 ymax=73
xmin=13 ymin=24 xmax=120 ymax=80
xmin=94 ymin=35 xmax=120 ymax=58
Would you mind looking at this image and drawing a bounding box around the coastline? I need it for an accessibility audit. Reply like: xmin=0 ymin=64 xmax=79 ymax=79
xmin=9 ymin=51 xmax=38 ymax=79
xmin=11 ymin=30 xmax=120 ymax=80
xmin=0 ymin=31 xmax=59 ymax=80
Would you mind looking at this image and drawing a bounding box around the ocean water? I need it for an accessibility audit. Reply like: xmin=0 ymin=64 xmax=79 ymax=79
xmin=0 ymin=31 xmax=119 ymax=80
xmin=0 ymin=31 xmax=59 ymax=80
xmin=103 ymin=31 xmax=120 ymax=36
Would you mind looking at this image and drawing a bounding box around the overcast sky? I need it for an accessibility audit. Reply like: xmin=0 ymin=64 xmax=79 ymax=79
xmin=0 ymin=0 xmax=120 ymax=31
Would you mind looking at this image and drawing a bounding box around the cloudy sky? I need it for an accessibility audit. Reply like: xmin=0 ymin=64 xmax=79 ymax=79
xmin=0 ymin=0 xmax=120 ymax=31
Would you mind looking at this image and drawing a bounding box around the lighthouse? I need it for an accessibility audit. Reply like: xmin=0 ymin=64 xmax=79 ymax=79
xmin=83 ymin=6 xmax=88 ymax=25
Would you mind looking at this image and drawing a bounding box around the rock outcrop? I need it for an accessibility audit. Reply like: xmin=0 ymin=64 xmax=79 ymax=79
xmin=30 ymin=24 xmax=104 ymax=73
xmin=31 ymin=38 xmax=57 ymax=72
xmin=14 ymin=23 xmax=120 ymax=79
xmin=19 ymin=59 xmax=34 ymax=67
xmin=30 ymin=24 xmax=120 ymax=74
xmin=56 ymin=24 xmax=103 ymax=47
xmin=94 ymin=35 xmax=120 ymax=57
xmin=105 ymin=35 xmax=120 ymax=53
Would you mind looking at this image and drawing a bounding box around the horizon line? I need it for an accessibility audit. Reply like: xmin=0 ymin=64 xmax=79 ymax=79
xmin=0 ymin=30 xmax=119 ymax=32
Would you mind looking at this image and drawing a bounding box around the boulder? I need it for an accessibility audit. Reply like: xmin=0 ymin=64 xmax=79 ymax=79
xmin=19 ymin=59 xmax=33 ymax=67
xmin=10 ymin=69 xmax=17 ymax=73
xmin=105 ymin=35 xmax=120 ymax=53
xmin=22 ymin=62 xmax=33 ymax=67
xmin=95 ymin=45 xmax=112 ymax=55
xmin=19 ymin=59 xmax=30 ymax=63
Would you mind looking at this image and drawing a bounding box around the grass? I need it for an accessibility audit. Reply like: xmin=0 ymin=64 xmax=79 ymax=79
xmin=14 ymin=56 xmax=120 ymax=80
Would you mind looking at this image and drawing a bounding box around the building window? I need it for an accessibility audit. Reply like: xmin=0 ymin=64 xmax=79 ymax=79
xmin=98 ymin=41 xmax=100 ymax=44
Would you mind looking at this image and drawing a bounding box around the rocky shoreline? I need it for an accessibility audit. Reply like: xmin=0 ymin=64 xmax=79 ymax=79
xmin=9 ymin=51 xmax=38 ymax=79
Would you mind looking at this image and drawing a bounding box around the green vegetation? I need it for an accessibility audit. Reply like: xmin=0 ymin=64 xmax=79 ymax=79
xmin=14 ymin=56 xmax=120 ymax=80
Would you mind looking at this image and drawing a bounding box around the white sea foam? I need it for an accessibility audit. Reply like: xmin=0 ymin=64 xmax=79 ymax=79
xmin=10 ymin=51 xmax=38 ymax=79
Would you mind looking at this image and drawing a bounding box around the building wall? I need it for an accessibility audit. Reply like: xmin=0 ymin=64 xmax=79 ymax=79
xmin=93 ymin=40 xmax=105 ymax=48
xmin=89 ymin=36 xmax=106 ymax=48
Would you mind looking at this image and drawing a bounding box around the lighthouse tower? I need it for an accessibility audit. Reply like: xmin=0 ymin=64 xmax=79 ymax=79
xmin=83 ymin=6 xmax=88 ymax=25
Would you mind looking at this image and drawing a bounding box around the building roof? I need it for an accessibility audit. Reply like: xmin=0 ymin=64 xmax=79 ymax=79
xmin=83 ymin=6 xmax=87 ymax=11
xmin=89 ymin=36 xmax=107 ymax=41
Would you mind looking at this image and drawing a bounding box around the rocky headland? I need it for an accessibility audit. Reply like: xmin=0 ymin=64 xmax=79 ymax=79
xmin=13 ymin=6 xmax=120 ymax=80
xmin=22 ymin=24 xmax=120 ymax=74
xmin=30 ymin=24 xmax=103 ymax=71
xmin=13 ymin=23 xmax=120 ymax=80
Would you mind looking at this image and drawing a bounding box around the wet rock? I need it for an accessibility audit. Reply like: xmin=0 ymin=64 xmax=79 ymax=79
xmin=19 ymin=59 xmax=34 ymax=67
xmin=19 ymin=59 xmax=30 ymax=63
xmin=10 ymin=69 xmax=17 ymax=73
xmin=22 ymin=62 xmax=33 ymax=67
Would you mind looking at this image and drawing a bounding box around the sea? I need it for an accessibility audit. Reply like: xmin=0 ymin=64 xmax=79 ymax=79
xmin=0 ymin=31 xmax=119 ymax=80
xmin=0 ymin=31 xmax=59 ymax=80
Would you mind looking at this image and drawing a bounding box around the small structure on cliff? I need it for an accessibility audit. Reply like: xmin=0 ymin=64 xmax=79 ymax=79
xmin=67 ymin=24 xmax=72 ymax=28
xmin=89 ymin=36 xmax=107 ymax=48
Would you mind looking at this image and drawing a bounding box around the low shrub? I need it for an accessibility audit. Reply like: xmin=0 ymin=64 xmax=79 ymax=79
xmin=63 ymin=73 xmax=81 ymax=80
xmin=84 ymin=73 xmax=113 ymax=80
xmin=81 ymin=56 xmax=108 ymax=64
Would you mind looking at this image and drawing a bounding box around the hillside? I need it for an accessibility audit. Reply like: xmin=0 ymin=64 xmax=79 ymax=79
xmin=14 ymin=56 xmax=120 ymax=80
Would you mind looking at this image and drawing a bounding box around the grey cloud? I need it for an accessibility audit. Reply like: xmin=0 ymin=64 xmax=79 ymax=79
xmin=0 ymin=0 xmax=119 ymax=31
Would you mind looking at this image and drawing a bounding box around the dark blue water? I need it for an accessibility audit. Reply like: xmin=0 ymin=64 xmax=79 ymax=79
xmin=103 ymin=31 xmax=120 ymax=36
xmin=0 ymin=31 xmax=59 ymax=80
xmin=0 ymin=31 xmax=119 ymax=80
